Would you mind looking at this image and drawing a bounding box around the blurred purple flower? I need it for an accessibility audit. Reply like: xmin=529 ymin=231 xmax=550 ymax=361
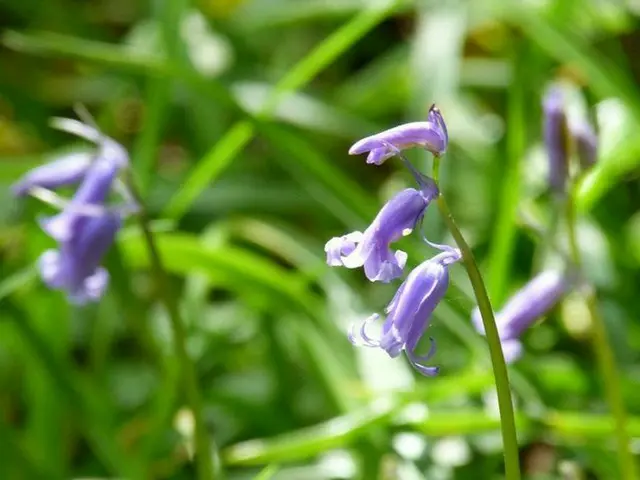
xmin=349 ymin=105 xmax=449 ymax=165
xmin=14 ymin=116 xmax=136 ymax=304
xmin=543 ymin=86 xmax=570 ymax=194
xmin=39 ymin=212 xmax=122 ymax=304
xmin=325 ymin=183 xmax=438 ymax=282
xmin=30 ymin=119 xmax=131 ymax=242
xmin=472 ymin=270 xmax=569 ymax=363
xmin=349 ymin=249 xmax=461 ymax=376
xmin=572 ymin=119 xmax=598 ymax=170
xmin=12 ymin=151 xmax=93 ymax=197
xmin=40 ymin=155 xmax=123 ymax=242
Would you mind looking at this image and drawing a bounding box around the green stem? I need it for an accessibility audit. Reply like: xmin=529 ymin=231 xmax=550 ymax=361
xmin=432 ymin=156 xmax=521 ymax=480
xmin=566 ymin=185 xmax=637 ymax=480
xmin=127 ymin=173 xmax=219 ymax=480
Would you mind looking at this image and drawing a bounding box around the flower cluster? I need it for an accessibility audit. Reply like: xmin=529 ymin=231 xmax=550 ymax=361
xmin=471 ymin=84 xmax=600 ymax=361
xmin=12 ymin=117 xmax=137 ymax=304
xmin=326 ymin=105 xmax=460 ymax=376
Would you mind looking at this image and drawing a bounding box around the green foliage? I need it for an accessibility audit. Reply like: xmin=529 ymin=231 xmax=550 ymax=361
xmin=1 ymin=0 xmax=639 ymax=478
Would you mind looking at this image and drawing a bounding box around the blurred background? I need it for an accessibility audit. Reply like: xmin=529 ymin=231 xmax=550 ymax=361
xmin=1 ymin=0 xmax=640 ymax=479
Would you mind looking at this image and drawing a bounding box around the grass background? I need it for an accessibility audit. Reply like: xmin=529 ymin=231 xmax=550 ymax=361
xmin=1 ymin=0 xmax=640 ymax=478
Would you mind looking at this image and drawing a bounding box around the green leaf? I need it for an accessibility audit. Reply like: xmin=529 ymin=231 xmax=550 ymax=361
xmin=163 ymin=1 xmax=399 ymax=220
xmin=222 ymin=397 xmax=399 ymax=466
xmin=119 ymin=230 xmax=325 ymax=321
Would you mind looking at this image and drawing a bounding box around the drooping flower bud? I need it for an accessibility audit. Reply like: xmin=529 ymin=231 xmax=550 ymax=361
xmin=39 ymin=212 xmax=122 ymax=304
xmin=13 ymin=115 xmax=136 ymax=304
xmin=472 ymin=270 xmax=570 ymax=363
xmin=11 ymin=151 xmax=93 ymax=197
xmin=543 ymin=86 xmax=570 ymax=195
xmin=349 ymin=249 xmax=461 ymax=375
xmin=348 ymin=105 xmax=449 ymax=165
xmin=572 ymin=119 xmax=598 ymax=170
xmin=36 ymin=119 xmax=131 ymax=242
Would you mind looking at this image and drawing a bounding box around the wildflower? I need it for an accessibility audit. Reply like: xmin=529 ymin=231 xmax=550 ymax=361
xmin=39 ymin=154 xmax=124 ymax=242
xmin=34 ymin=119 xmax=130 ymax=242
xmin=348 ymin=105 xmax=449 ymax=165
xmin=572 ymin=119 xmax=598 ymax=170
xmin=349 ymin=249 xmax=461 ymax=375
xmin=12 ymin=151 xmax=93 ymax=197
xmin=39 ymin=212 xmax=122 ymax=304
xmin=543 ymin=86 xmax=570 ymax=195
xmin=472 ymin=270 xmax=569 ymax=363
xmin=325 ymin=182 xmax=438 ymax=282
xmin=12 ymin=115 xmax=135 ymax=304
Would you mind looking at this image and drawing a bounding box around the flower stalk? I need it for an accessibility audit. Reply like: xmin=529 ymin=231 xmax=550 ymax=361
xmin=125 ymin=171 xmax=219 ymax=480
xmin=432 ymin=155 xmax=521 ymax=480
xmin=566 ymin=184 xmax=637 ymax=480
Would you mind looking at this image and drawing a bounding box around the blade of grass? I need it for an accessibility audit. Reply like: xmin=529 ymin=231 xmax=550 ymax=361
xmin=4 ymin=303 xmax=145 ymax=478
xmin=162 ymin=0 xmax=400 ymax=220
xmin=118 ymin=230 xmax=326 ymax=322
xmin=134 ymin=0 xmax=190 ymax=193
xmin=222 ymin=397 xmax=399 ymax=466
xmin=1 ymin=30 xmax=240 ymax=113
xmin=2 ymin=30 xmax=164 ymax=72
xmin=223 ymin=406 xmax=640 ymax=467
xmin=162 ymin=121 xmax=255 ymax=219
xmin=232 ymin=0 xmax=413 ymax=29
xmin=0 ymin=418 xmax=63 ymax=480
xmin=254 ymin=464 xmax=280 ymax=480
xmin=513 ymin=9 xmax=640 ymax=119
xmin=257 ymin=122 xmax=377 ymax=221
xmin=0 ymin=266 xmax=38 ymax=301
xmin=486 ymin=40 xmax=527 ymax=304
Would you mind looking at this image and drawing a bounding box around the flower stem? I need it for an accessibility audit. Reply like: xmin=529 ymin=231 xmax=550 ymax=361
xmin=566 ymin=185 xmax=637 ymax=480
xmin=432 ymin=156 xmax=521 ymax=480
xmin=126 ymin=172 xmax=219 ymax=480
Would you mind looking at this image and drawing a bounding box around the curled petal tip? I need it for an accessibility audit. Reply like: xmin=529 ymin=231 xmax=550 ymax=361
xmin=348 ymin=314 xmax=380 ymax=347
xmin=408 ymin=340 xmax=440 ymax=375
xmin=411 ymin=337 xmax=437 ymax=363
xmin=409 ymin=360 xmax=440 ymax=377
xmin=366 ymin=148 xmax=392 ymax=165
xmin=325 ymin=232 xmax=362 ymax=267
xmin=348 ymin=139 xmax=368 ymax=155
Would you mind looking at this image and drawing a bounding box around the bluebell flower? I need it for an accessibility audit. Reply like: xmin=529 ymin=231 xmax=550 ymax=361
xmin=543 ymin=86 xmax=570 ymax=195
xmin=349 ymin=249 xmax=461 ymax=375
xmin=13 ymin=116 xmax=135 ymax=304
xmin=40 ymin=154 xmax=123 ymax=242
xmin=472 ymin=270 xmax=569 ymax=363
xmin=348 ymin=105 xmax=449 ymax=165
xmin=39 ymin=212 xmax=122 ymax=304
xmin=325 ymin=182 xmax=439 ymax=282
xmin=34 ymin=119 xmax=130 ymax=242
xmin=12 ymin=151 xmax=93 ymax=197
